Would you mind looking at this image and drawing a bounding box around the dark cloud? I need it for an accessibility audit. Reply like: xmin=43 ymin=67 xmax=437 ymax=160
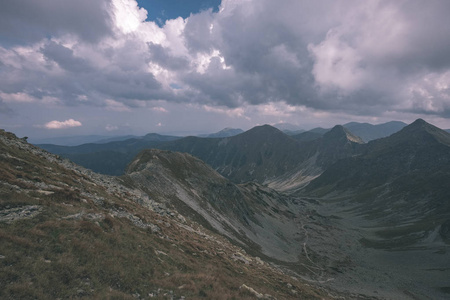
xmin=0 ymin=99 xmax=13 ymax=115
xmin=390 ymin=0 xmax=450 ymax=72
xmin=1 ymin=0 xmax=450 ymax=136
xmin=179 ymin=0 xmax=450 ymax=117
xmin=0 ymin=0 xmax=113 ymax=44
xmin=41 ymin=41 xmax=92 ymax=73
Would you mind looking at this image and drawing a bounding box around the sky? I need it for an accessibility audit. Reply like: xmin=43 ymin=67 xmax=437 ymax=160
xmin=1 ymin=0 xmax=450 ymax=139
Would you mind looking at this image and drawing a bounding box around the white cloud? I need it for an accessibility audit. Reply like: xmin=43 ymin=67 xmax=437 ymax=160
xmin=42 ymin=119 xmax=82 ymax=129
xmin=0 ymin=92 xmax=36 ymax=103
xmin=254 ymin=102 xmax=307 ymax=118
xmin=111 ymin=0 xmax=148 ymax=34
xmin=202 ymin=105 xmax=246 ymax=118
xmin=152 ymin=106 xmax=168 ymax=113
xmin=308 ymin=30 xmax=368 ymax=92
xmin=105 ymin=99 xmax=131 ymax=112
xmin=105 ymin=124 xmax=119 ymax=131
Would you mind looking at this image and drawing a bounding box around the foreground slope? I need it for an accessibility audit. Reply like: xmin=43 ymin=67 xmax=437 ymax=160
xmin=0 ymin=129 xmax=329 ymax=299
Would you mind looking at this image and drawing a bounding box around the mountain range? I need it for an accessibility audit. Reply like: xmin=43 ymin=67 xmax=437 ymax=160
xmin=4 ymin=119 xmax=450 ymax=299
xmin=37 ymin=121 xmax=404 ymax=182
xmin=305 ymin=119 xmax=450 ymax=246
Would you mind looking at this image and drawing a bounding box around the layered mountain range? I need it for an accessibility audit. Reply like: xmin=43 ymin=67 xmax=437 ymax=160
xmin=3 ymin=119 xmax=450 ymax=299
xmin=36 ymin=121 xmax=405 ymax=177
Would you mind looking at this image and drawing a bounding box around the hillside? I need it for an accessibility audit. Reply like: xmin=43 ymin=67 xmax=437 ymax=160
xmin=305 ymin=119 xmax=450 ymax=231
xmin=267 ymin=125 xmax=364 ymax=191
xmin=160 ymin=125 xmax=308 ymax=185
xmin=0 ymin=129 xmax=330 ymax=299
xmin=123 ymin=148 xmax=354 ymax=273
xmin=294 ymin=119 xmax=450 ymax=299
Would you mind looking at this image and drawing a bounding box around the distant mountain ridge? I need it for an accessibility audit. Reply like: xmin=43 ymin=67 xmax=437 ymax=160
xmin=201 ymin=127 xmax=244 ymax=138
xmin=34 ymin=120 xmax=418 ymax=189
xmin=161 ymin=125 xmax=307 ymax=185
xmin=37 ymin=133 xmax=181 ymax=175
xmin=291 ymin=121 xmax=407 ymax=143
xmin=29 ymin=134 xmax=122 ymax=146
xmin=160 ymin=124 xmax=366 ymax=192
xmin=343 ymin=120 xmax=407 ymax=142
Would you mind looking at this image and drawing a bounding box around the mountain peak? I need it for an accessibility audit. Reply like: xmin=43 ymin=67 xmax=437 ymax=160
xmin=249 ymin=124 xmax=279 ymax=131
xmin=240 ymin=124 xmax=284 ymax=138
xmin=324 ymin=125 xmax=364 ymax=144
xmin=401 ymin=119 xmax=443 ymax=133
xmin=370 ymin=119 xmax=450 ymax=151
xmin=409 ymin=118 xmax=427 ymax=128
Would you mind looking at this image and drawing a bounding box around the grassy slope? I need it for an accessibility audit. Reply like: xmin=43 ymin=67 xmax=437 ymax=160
xmin=0 ymin=130 xmax=328 ymax=299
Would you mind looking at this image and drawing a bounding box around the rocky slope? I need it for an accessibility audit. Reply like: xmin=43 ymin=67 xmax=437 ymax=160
xmin=267 ymin=125 xmax=364 ymax=192
xmin=0 ymin=129 xmax=332 ymax=299
xmin=123 ymin=149 xmax=320 ymax=265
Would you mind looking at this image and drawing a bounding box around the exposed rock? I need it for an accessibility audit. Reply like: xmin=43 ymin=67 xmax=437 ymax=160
xmin=239 ymin=284 xmax=276 ymax=299
xmin=0 ymin=205 xmax=42 ymax=223
xmin=231 ymin=252 xmax=252 ymax=265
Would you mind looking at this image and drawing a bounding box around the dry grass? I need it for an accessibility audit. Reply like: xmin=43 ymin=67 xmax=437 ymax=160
xmin=0 ymin=131 xmax=330 ymax=299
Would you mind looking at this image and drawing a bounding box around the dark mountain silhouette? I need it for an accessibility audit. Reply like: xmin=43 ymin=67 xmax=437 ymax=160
xmin=160 ymin=125 xmax=307 ymax=185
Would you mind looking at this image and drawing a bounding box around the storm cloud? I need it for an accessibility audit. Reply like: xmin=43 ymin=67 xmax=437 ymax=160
xmin=1 ymin=0 xmax=450 ymax=136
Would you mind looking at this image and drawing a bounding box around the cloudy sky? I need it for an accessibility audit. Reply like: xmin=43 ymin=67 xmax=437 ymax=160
xmin=1 ymin=0 xmax=450 ymax=139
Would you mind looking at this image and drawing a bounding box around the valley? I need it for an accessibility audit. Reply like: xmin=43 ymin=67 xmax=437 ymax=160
xmin=2 ymin=119 xmax=450 ymax=299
